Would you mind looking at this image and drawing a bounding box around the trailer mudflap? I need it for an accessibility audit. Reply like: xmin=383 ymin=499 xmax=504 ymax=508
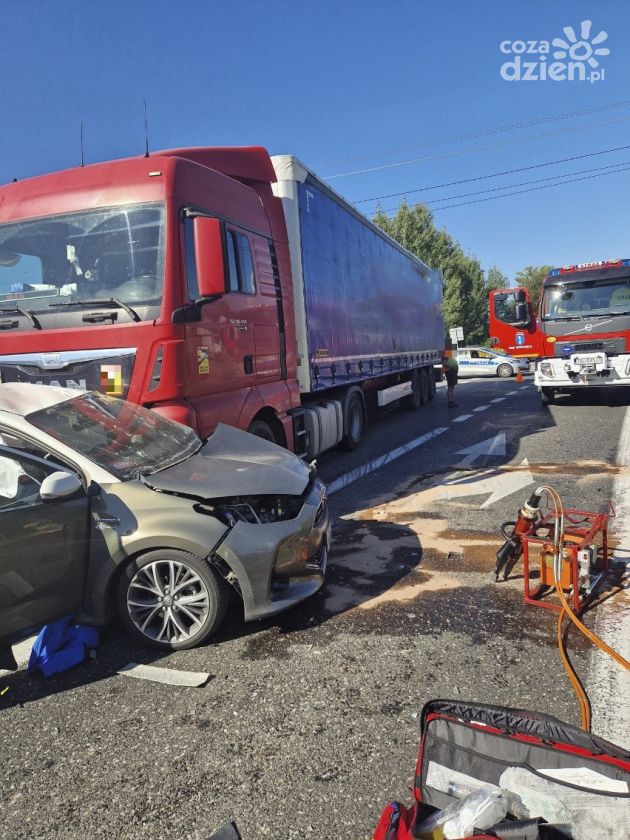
xmin=374 ymin=699 xmax=630 ymax=839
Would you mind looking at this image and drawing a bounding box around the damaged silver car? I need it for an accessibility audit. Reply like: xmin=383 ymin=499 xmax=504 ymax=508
xmin=0 ymin=384 xmax=330 ymax=652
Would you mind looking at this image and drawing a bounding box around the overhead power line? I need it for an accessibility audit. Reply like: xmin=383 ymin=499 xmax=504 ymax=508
xmin=315 ymin=99 xmax=630 ymax=168
xmin=355 ymin=142 xmax=630 ymax=204
xmin=379 ymin=163 xmax=630 ymax=213
xmin=325 ymin=114 xmax=630 ymax=180
xmin=422 ymin=159 xmax=630 ymax=206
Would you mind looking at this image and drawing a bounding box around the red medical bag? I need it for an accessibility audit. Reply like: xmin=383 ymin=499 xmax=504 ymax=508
xmin=373 ymin=699 xmax=630 ymax=839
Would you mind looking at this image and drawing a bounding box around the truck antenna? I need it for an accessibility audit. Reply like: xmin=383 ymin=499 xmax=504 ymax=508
xmin=80 ymin=122 xmax=85 ymax=167
xmin=144 ymin=99 xmax=150 ymax=157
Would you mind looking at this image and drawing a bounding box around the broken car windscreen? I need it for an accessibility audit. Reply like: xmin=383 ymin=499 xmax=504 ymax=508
xmin=0 ymin=202 xmax=165 ymax=310
xmin=27 ymin=392 xmax=200 ymax=481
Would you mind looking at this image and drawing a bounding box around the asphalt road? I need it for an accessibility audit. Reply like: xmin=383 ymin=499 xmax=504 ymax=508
xmin=2 ymin=375 xmax=629 ymax=840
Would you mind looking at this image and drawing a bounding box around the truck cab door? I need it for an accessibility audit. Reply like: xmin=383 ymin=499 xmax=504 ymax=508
xmin=0 ymin=446 xmax=90 ymax=654
xmin=182 ymin=215 xmax=282 ymax=439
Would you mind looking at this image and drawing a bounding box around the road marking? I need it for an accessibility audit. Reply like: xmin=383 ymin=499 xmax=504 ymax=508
xmin=453 ymin=414 xmax=472 ymax=422
xmin=519 ymin=385 xmax=529 ymax=390
xmin=587 ymin=407 xmax=630 ymax=748
xmin=506 ymin=390 xmax=518 ymax=395
xmin=490 ymin=397 xmax=506 ymax=403
xmin=455 ymin=432 xmax=506 ymax=468
xmin=473 ymin=405 xmax=489 ymax=412
xmin=430 ymin=459 xmax=533 ymax=508
xmin=327 ymin=426 xmax=448 ymax=495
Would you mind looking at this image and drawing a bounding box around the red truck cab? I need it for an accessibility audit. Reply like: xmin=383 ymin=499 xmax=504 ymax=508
xmin=0 ymin=148 xmax=299 ymax=447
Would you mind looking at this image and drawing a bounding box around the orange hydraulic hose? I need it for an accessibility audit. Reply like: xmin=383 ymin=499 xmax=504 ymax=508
xmin=556 ymin=605 xmax=591 ymax=731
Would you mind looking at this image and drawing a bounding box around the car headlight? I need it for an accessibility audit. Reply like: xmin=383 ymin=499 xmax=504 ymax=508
xmin=195 ymin=494 xmax=304 ymax=525
xmin=539 ymin=362 xmax=552 ymax=377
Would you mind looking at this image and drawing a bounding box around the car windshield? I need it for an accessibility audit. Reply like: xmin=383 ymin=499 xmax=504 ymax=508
xmin=0 ymin=202 xmax=165 ymax=310
xmin=541 ymin=277 xmax=630 ymax=320
xmin=27 ymin=392 xmax=200 ymax=480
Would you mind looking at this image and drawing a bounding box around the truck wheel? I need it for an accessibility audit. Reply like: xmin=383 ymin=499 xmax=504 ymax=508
xmin=116 ymin=549 xmax=229 ymax=650
xmin=540 ymin=387 xmax=555 ymax=405
xmin=497 ymin=363 xmax=514 ymax=378
xmin=419 ymin=368 xmax=430 ymax=403
xmin=427 ymin=366 xmax=436 ymax=400
xmin=247 ymin=419 xmax=279 ymax=444
xmin=403 ymin=370 xmax=422 ymax=410
xmin=341 ymin=389 xmax=365 ymax=450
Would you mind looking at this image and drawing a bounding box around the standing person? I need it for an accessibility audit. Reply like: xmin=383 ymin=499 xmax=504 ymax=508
xmin=443 ymin=353 xmax=459 ymax=408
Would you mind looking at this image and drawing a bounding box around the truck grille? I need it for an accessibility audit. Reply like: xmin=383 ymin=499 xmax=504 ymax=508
xmin=554 ymin=338 xmax=626 ymax=357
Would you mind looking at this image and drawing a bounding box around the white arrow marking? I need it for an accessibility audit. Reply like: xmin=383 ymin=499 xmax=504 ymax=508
xmin=431 ymin=459 xmax=533 ymax=508
xmin=455 ymin=432 xmax=506 ymax=468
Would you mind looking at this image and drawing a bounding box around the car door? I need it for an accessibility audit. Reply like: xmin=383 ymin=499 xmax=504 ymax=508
xmin=0 ymin=446 xmax=90 ymax=652
xmin=456 ymin=350 xmax=474 ymax=376
xmin=469 ymin=349 xmax=495 ymax=375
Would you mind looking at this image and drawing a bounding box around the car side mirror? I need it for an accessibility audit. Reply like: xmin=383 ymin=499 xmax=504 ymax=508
xmin=40 ymin=471 xmax=83 ymax=500
xmin=194 ymin=217 xmax=226 ymax=299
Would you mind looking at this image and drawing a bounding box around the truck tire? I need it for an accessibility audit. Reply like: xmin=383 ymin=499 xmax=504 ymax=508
xmin=247 ymin=419 xmax=279 ymax=444
xmin=540 ymin=387 xmax=555 ymax=405
xmin=341 ymin=389 xmax=365 ymax=450
xmin=419 ymin=367 xmax=430 ymax=403
xmin=497 ymin=363 xmax=514 ymax=378
xmin=116 ymin=549 xmax=229 ymax=650
xmin=427 ymin=365 xmax=436 ymax=400
xmin=403 ymin=369 xmax=422 ymax=410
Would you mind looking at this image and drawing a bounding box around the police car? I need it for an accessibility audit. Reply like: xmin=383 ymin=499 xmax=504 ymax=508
xmin=455 ymin=347 xmax=530 ymax=378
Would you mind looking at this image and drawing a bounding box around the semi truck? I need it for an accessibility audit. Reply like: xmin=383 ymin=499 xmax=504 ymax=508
xmin=488 ymin=259 xmax=630 ymax=403
xmin=0 ymin=147 xmax=444 ymax=457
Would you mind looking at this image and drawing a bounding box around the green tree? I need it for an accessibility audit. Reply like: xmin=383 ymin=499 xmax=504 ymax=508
xmin=486 ymin=265 xmax=508 ymax=292
xmin=373 ymin=201 xmax=493 ymax=345
xmin=514 ymin=265 xmax=552 ymax=312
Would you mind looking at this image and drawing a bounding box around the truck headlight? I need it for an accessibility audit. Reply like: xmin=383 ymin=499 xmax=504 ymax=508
xmin=539 ymin=362 xmax=552 ymax=377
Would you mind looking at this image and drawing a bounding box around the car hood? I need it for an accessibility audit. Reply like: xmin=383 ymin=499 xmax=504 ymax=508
xmin=142 ymin=423 xmax=311 ymax=499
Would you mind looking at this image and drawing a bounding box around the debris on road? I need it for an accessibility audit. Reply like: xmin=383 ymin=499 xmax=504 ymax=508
xmin=117 ymin=662 xmax=213 ymax=687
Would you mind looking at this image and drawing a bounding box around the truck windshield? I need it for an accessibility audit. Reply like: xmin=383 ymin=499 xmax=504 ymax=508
xmin=541 ymin=277 xmax=630 ymax=320
xmin=28 ymin=392 xmax=200 ymax=481
xmin=0 ymin=203 xmax=165 ymax=310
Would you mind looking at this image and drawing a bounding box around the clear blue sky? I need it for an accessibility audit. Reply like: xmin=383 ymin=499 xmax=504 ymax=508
xmin=2 ymin=0 xmax=630 ymax=281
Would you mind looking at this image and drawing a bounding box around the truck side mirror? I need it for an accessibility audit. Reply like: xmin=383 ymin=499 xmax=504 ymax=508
xmin=194 ymin=217 xmax=226 ymax=299
xmin=515 ymin=289 xmax=527 ymax=303
xmin=515 ymin=302 xmax=529 ymax=324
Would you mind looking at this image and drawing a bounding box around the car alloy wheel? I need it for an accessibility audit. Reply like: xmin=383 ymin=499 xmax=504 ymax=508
xmin=497 ymin=363 xmax=513 ymax=378
xmin=117 ymin=549 xmax=228 ymax=649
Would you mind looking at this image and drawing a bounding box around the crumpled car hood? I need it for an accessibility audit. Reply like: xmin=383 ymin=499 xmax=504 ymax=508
xmin=143 ymin=423 xmax=311 ymax=499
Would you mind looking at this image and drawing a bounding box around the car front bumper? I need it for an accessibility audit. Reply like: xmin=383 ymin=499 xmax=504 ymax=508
xmin=214 ymin=477 xmax=331 ymax=621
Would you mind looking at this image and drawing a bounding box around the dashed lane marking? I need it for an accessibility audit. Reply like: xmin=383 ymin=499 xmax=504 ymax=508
xmin=473 ymin=405 xmax=489 ymax=412
xmin=490 ymin=397 xmax=506 ymax=403
xmin=327 ymin=426 xmax=449 ymax=495
xmin=453 ymin=413 xmax=473 ymax=423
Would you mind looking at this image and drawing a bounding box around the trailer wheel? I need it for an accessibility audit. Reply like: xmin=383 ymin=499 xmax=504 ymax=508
xmin=403 ymin=369 xmax=422 ymax=411
xmin=427 ymin=366 xmax=436 ymax=400
xmin=540 ymin=387 xmax=555 ymax=405
xmin=247 ymin=419 xmax=279 ymax=444
xmin=419 ymin=368 xmax=430 ymax=403
xmin=341 ymin=389 xmax=365 ymax=450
